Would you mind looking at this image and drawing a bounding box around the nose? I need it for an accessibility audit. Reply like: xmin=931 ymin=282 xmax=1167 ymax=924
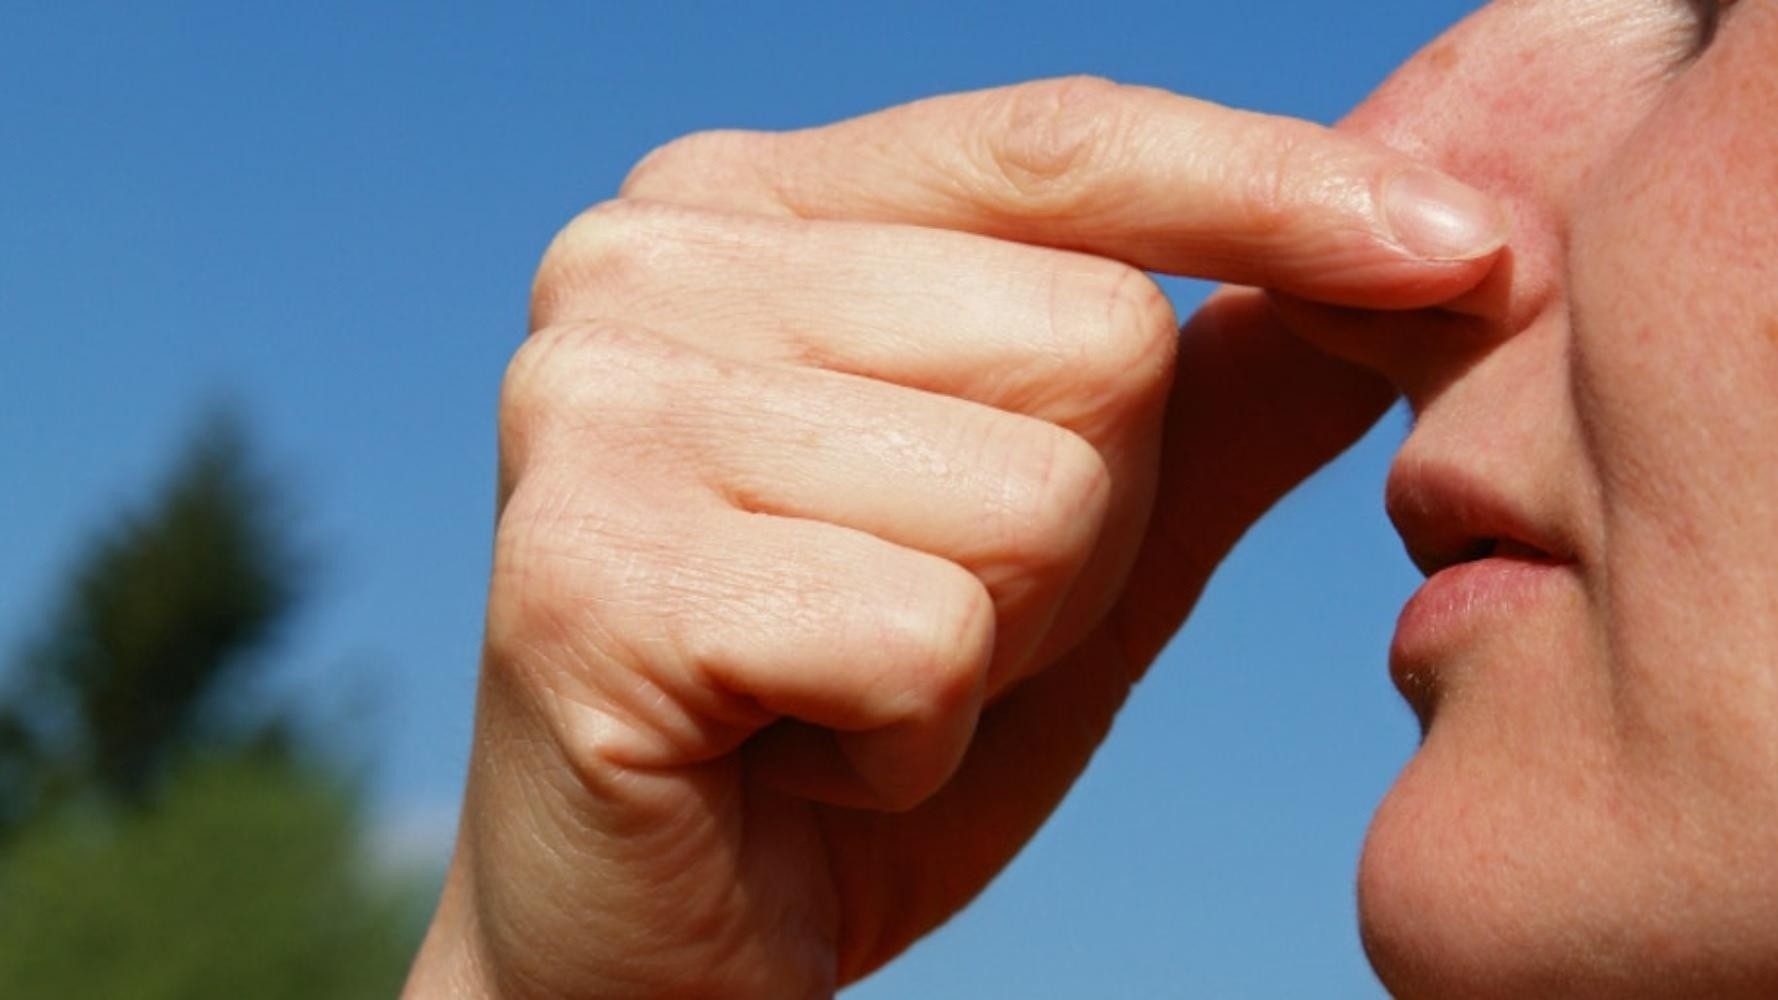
xmin=1278 ymin=0 xmax=1702 ymax=406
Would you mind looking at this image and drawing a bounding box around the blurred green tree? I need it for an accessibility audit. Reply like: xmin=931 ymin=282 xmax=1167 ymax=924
xmin=0 ymin=410 xmax=421 ymax=997
xmin=0 ymin=416 xmax=296 ymax=821
xmin=0 ymin=752 xmax=420 ymax=999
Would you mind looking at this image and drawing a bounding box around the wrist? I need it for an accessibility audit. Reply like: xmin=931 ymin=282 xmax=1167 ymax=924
xmin=404 ymin=851 xmax=501 ymax=999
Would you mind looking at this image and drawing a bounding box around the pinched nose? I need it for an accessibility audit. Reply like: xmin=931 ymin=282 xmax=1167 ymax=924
xmin=1274 ymin=0 xmax=1707 ymax=401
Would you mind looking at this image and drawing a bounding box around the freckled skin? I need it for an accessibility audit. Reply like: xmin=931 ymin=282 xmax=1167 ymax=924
xmin=1423 ymin=40 xmax=1460 ymax=74
xmin=1286 ymin=2 xmax=1778 ymax=996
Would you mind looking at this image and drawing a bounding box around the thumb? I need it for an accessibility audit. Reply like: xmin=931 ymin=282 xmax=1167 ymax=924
xmin=1116 ymin=288 xmax=1396 ymax=664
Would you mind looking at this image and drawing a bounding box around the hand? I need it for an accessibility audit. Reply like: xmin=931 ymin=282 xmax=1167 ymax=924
xmin=407 ymin=77 xmax=1504 ymax=998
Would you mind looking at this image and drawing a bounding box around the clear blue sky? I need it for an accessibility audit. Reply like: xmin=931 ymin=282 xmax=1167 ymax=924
xmin=2 ymin=2 xmax=1480 ymax=995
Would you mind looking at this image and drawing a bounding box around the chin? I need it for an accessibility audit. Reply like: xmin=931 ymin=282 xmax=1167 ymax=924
xmin=1357 ymin=727 xmax=1778 ymax=999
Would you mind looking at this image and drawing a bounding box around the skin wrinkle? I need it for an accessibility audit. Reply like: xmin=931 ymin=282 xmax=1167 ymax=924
xmin=405 ymin=4 xmax=1778 ymax=997
xmin=1355 ymin=3 xmax=1778 ymax=994
xmin=1422 ymin=1 xmax=1770 ymax=989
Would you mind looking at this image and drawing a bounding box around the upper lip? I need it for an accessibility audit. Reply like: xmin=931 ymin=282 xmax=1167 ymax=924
xmin=1385 ymin=459 xmax=1573 ymax=578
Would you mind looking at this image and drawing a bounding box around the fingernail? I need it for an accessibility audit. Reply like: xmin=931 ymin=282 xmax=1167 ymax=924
xmin=1382 ymin=169 xmax=1509 ymax=261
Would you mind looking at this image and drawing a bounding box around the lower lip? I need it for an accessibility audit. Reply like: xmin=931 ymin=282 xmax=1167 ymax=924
xmin=1389 ymin=555 xmax=1567 ymax=701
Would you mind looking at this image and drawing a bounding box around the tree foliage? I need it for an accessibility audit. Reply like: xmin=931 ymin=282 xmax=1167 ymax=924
xmin=0 ymin=752 xmax=418 ymax=999
xmin=1 ymin=417 xmax=296 ymax=820
xmin=0 ymin=411 xmax=422 ymax=995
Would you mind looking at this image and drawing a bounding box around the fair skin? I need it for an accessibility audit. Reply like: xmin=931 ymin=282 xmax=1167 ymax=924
xmin=408 ymin=1 xmax=1778 ymax=996
xmin=1301 ymin=0 xmax=1778 ymax=995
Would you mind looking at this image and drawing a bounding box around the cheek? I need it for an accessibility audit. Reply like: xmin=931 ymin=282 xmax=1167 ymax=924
xmin=1568 ymin=10 xmax=1778 ymax=763
xmin=1564 ymin=0 xmax=1778 ymax=928
xmin=1362 ymin=10 xmax=1778 ymax=991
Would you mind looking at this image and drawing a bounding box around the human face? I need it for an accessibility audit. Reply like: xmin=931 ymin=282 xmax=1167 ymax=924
xmin=1277 ymin=1 xmax=1778 ymax=995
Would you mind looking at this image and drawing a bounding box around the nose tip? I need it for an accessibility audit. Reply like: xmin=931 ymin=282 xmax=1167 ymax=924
xmin=1286 ymin=47 xmax=1556 ymax=402
xmin=1270 ymin=0 xmax=1684 ymax=411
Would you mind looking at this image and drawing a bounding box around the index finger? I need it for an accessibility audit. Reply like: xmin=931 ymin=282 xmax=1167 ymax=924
xmin=619 ymin=76 xmax=1507 ymax=308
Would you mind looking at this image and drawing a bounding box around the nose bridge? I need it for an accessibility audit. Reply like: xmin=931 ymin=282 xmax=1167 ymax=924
xmin=1323 ymin=0 xmax=1685 ymax=356
xmin=1340 ymin=8 xmax=1577 ymax=285
xmin=1342 ymin=1 xmax=1644 ymax=188
xmin=1273 ymin=2 xmax=1703 ymax=404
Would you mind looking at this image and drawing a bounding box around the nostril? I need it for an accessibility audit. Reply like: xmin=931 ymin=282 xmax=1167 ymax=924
xmin=1262 ymin=288 xmax=1515 ymax=416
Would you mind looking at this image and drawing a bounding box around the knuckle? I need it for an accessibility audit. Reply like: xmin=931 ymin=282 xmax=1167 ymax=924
xmin=529 ymin=199 xmax=658 ymax=331
xmin=1235 ymin=117 xmax=1324 ymax=243
xmin=498 ymin=321 xmax=665 ymax=476
xmin=484 ymin=491 xmax=699 ymax=780
xmin=1042 ymin=262 xmax=1178 ymax=429
xmin=500 ymin=323 xmax=593 ymax=435
xmin=484 ymin=477 xmax=589 ymax=666
xmin=487 ymin=515 xmax=554 ymax=627
xmin=618 ymin=128 xmax=768 ymax=201
xmin=977 ymin=75 xmax=1125 ymax=216
xmin=974 ymin=412 xmax=1112 ymax=574
xmin=1008 ymin=423 xmax=1113 ymax=566
xmin=497 ymin=330 xmax=570 ymax=479
xmin=883 ymin=561 xmax=996 ymax=715
xmin=659 ymin=562 xmax=790 ymax=681
xmin=1098 ymin=264 xmax=1179 ymax=388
